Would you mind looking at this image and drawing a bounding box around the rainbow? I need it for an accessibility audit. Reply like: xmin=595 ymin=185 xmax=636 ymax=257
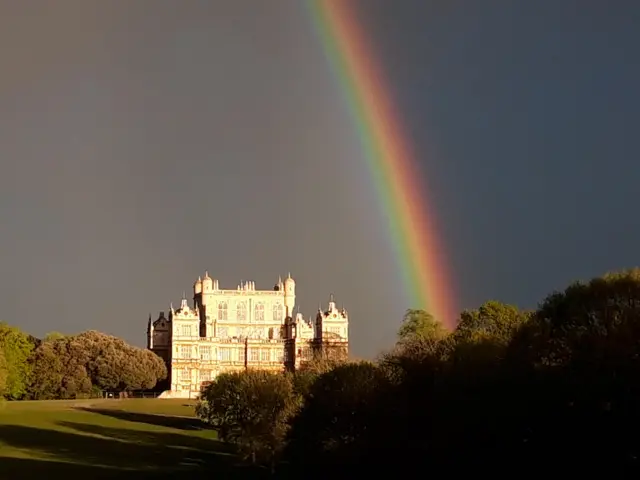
xmin=306 ymin=0 xmax=457 ymax=328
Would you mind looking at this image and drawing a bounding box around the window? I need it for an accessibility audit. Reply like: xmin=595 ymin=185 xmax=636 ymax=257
xmin=255 ymin=303 xmax=265 ymax=322
xmin=180 ymin=368 xmax=189 ymax=381
xmin=181 ymin=325 xmax=191 ymax=337
xmin=218 ymin=302 xmax=228 ymax=320
xmin=200 ymin=370 xmax=211 ymax=382
xmin=238 ymin=347 xmax=245 ymax=364
xmin=277 ymin=350 xmax=284 ymax=363
xmin=200 ymin=346 xmax=211 ymax=360
xmin=237 ymin=301 xmax=247 ymax=321
xmin=180 ymin=346 xmax=190 ymax=359
xmin=250 ymin=348 xmax=259 ymax=362
xmin=237 ymin=327 xmax=246 ymax=338
xmin=260 ymin=349 xmax=269 ymax=362
xmin=217 ymin=326 xmax=228 ymax=338
xmin=272 ymin=303 xmax=283 ymax=322
xmin=329 ymin=327 xmax=342 ymax=337
xmin=218 ymin=348 xmax=231 ymax=362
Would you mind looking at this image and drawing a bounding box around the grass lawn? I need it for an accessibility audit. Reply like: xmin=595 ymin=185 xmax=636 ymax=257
xmin=0 ymin=398 xmax=265 ymax=479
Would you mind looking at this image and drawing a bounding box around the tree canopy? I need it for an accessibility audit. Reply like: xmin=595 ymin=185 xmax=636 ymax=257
xmin=397 ymin=309 xmax=448 ymax=343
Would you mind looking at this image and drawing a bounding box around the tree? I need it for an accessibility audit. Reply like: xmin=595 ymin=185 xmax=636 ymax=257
xmin=197 ymin=370 xmax=297 ymax=469
xmin=29 ymin=335 xmax=92 ymax=399
xmin=450 ymin=301 xmax=532 ymax=376
xmin=285 ymin=361 xmax=390 ymax=474
xmin=0 ymin=323 xmax=34 ymax=399
xmin=78 ymin=330 xmax=167 ymax=391
xmin=509 ymin=268 xmax=640 ymax=368
xmin=28 ymin=330 xmax=167 ymax=399
xmin=454 ymin=300 xmax=531 ymax=345
xmin=499 ymin=269 xmax=640 ymax=473
xmin=397 ymin=309 xmax=448 ymax=344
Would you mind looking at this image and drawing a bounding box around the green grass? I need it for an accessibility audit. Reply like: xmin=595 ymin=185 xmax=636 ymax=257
xmin=0 ymin=398 xmax=265 ymax=479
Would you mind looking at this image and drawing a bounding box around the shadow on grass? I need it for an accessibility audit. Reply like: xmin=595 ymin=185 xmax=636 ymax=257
xmin=77 ymin=407 xmax=205 ymax=431
xmin=59 ymin=420 xmax=232 ymax=454
xmin=0 ymin=423 xmax=270 ymax=479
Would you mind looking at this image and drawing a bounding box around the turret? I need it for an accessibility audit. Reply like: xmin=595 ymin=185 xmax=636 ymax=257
xmin=180 ymin=292 xmax=188 ymax=311
xmin=193 ymin=276 xmax=202 ymax=295
xmin=328 ymin=293 xmax=336 ymax=312
xmin=147 ymin=314 xmax=153 ymax=349
xmin=202 ymin=271 xmax=213 ymax=292
xmin=283 ymin=273 xmax=296 ymax=317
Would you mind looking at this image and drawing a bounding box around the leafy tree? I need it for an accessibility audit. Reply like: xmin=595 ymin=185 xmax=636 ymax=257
xmin=197 ymin=370 xmax=297 ymax=469
xmin=397 ymin=309 xmax=448 ymax=344
xmin=450 ymin=301 xmax=532 ymax=377
xmin=28 ymin=330 xmax=167 ymax=399
xmin=78 ymin=330 xmax=166 ymax=391
xmin=0 ymin=323 xmax=34 ymax=399
xmin=454 ymin=300 xmax=531 ymax=345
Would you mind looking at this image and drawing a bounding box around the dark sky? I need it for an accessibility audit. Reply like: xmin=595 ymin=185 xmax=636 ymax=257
xmin=1 ymin=1 xmax=638 ymax=358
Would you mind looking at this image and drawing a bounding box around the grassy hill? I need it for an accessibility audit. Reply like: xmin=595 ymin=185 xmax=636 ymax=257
xmin=0 ymin=398 xmax=263 ymax=479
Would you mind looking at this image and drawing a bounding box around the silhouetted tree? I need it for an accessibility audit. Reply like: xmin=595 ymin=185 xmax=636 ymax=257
xmin=500 ymin=269 xmax=640 ymax=473
xmin=286 ymin=361 xmax=391 ymax=475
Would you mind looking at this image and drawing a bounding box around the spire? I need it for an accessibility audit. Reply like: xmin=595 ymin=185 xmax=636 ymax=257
xmin=287 ymin=272 xmax=291 ymax=279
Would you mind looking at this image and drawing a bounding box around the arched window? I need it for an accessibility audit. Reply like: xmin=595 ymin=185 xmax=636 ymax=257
xmin=272 ymin=303 xmax=284 ymax=322
xmin=237 ymin=301 xmax=247 ymax=321
xmin=218 ymin=302 xmax=228 ymax=321
xmin=255 ymin=303 xmax=265 ymax=322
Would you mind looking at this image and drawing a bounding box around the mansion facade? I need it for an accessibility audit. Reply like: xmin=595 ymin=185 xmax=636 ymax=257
xmin=147 ymin=272 xmax=349 ymax=398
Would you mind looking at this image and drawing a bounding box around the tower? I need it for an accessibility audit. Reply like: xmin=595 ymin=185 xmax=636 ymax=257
xmin=315 ymin=294 xmax=349 ymax=361
xmin=193 ymin=276 xmax=202 ymax=308
xmin=283 ymin=273 xmax=296 ymax=317
xmin=148 ymin=311 xmax=171 ymax=366
xmin=147 ymin=314 xmax=153 ymax=349
xmin=194 ymin=271 xmax=216 ymax=337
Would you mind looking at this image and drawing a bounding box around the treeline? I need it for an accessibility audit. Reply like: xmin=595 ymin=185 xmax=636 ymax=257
xmin=196 ymin=269 xmax=640 ymax=476
xmin=0 ymin=327 xmax=166 ymax=400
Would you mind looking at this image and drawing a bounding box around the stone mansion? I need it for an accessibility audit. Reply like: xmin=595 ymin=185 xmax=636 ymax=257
xmin=147 ymin=272 xmax=349 ymax=398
